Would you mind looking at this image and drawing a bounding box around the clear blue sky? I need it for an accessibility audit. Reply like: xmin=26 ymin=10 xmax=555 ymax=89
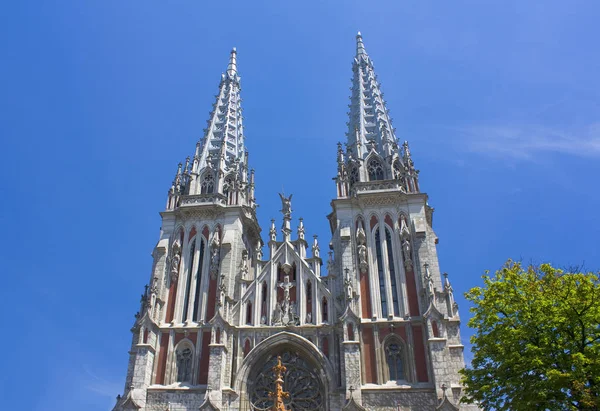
xmin=1 ymin=1 xmax=599 ymax=410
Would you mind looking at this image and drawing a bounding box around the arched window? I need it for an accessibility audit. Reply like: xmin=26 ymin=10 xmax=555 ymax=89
xmin=349 ymin=165 xmax=359 ymax=187
xmin=321 ymin=298 xmax=328 ymax=323
xmin=392 ymin=159 xmax=402 ymax=180
xmin=374 ymin=229 xmax=388 ymax=317
xmin=432 ymin=320 xmax=440 ymax=338
xmin=246 ymin=302 xmax=253 ymax=325
xmin=193 ymin=240 xmax=205 ymax=321
xmin=223 ymin=174 xmax=234 ymax=204
xmin=367 ymin=158 xmax=384 ymax=181
xmin=200 ymin=172 xmax=214 ymax=194
xmin=306 ymin=280 xmax=312 ymax=323
xmin=260 ymin=282 xmax=268 ymax=323
xmin=385 ymin=341 xmax=405 ymax=381
xmin=385 ymin=228 xmax=400 ymax=316
xmin=176 ymin=345 xmax=193 ymax=383
xmin=322 ymin=336 xmax=329 ymax=358
xmin=243 ymin=339 xmax=251 ymax=357
xmin=182 ymin=240 xmax=196 ymax=321
xmin=347 ymin=323 xmax=355 ymax=341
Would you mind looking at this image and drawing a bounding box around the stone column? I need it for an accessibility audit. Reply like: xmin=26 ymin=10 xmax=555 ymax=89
xmin=342 ymin=340 xmax=362 ymax=404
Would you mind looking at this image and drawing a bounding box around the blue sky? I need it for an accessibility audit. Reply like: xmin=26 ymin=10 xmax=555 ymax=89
xmin=1 ymin=1 xmax=599 ymax=410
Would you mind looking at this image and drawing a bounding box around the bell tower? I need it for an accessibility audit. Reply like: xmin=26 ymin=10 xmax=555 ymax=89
xmin=113 ymin=48 xmax=262 ymax=411
xmin=328 ymin=32 xmax=472 ymax=409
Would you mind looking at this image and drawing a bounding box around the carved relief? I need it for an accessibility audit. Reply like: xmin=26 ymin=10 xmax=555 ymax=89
xmin=170 ymin=241 xmax=182 ymax=282
xmin=356 ymin=227 xmax=368 ymax=274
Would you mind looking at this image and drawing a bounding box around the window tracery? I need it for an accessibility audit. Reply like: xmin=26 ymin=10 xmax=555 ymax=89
xmin=385 ymin=341 xmax=405 ymax=381
xmin=367 ymin=158 xmax=384 ymax=181
xmin=349 ymin=165 xmax=359 ymax=187
xmin=200 ymin=172 xmax=215 ymax=194
xmin=176 ymin=346 xmax=193 ymax=383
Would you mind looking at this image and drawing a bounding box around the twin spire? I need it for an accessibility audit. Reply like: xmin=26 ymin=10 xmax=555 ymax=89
xmin=165 ymin=33 xmax=420 ymax=212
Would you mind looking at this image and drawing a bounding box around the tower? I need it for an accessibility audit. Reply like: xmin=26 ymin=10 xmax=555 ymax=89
xmin=328 ymin=32 xmax=474 ymax=410
xmin=113 ymin=35 xmax=476 ymax=411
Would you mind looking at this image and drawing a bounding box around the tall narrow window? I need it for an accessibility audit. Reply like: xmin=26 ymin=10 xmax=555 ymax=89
xmin=261 ymin=282 xmax=267 ymax=323
xmin=246 ymin=302 xmax=253 ymax=325
xmin=375 ymin=230 xmax=388 ymax=317
xmin=193 ymin=240 xmax=205 ymax=321
xmin=176 ymin=346 xmax=193 ymax=383
xmin=322 ymin=298 xmax=328 ymax=323
xmin=385 ymin=229 xmax=400 ymax=316
xmin=182 ymin=240 xmax=195 ymax=321
xmin=349 ymin=165 xmax=359 ymax=187
xmin=306 ymin=280 xmax=313 ymax=323
xmin=385 ymin=342 xmax=405 ymax=381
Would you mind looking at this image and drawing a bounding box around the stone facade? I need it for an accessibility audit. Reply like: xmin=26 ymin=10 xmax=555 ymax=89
xmin=113 ymin=34 xmax=476 ymax=411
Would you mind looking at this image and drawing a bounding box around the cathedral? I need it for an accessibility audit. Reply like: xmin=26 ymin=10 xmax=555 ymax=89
xmin=113 ymin=33 xmax=477 ymax=411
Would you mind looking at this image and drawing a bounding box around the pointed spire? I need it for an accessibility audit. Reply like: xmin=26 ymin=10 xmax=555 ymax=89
xmin=226 ymin=47 xmax=237 ymax=78
xmin=356 ymin=31 xmax=367 ymax=58
xmin=165 ymin=47 xmax=256 ymax=210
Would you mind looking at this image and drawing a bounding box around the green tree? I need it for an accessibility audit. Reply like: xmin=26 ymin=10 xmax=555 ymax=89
xmin=460 ymin=261 xmax=600 ymax=410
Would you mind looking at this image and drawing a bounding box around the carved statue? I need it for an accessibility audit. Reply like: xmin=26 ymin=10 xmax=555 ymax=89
xmin=424 ymin=265 xmax=435 ymax=302
xmin=209 ymin=237 xmax=220 ymax=277
xmin=240 ymin=250 xmax=249 ymax=279
xmin=402 ymin=238 xmax=412 ymax=262
xmin=356 ymin=227 xmax=368 ymax=273
xmin=278 ymin=193 xmax=293 ymax=218
xmin=170 ymin=241 xmax=182 ymax=282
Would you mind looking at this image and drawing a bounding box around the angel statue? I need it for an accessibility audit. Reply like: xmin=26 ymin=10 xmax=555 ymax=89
xmin=279 ymin=193 xmax=293 ymax=218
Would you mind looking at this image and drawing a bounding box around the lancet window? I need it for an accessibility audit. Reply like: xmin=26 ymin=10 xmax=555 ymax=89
xmin=181 ymin=239 xmax=195 ymax=321
xmin=367 ymin=157 xmax=384 ymax=181
xmin=374 ymin=229 xmax=388 ymax=317
xmin=175 ymin=345 xmax=193 ymax=383
xmin=385 ymin=228 xmax=400 ymax=316
xmin=392 ymin=159 xmax=402 ymax=180
xmin=192 ymin=240 xmax=205 ymax=321
xmin=385 ymin=340 xmax=405 ymax=381
xmin=321 ymin=298 xmax=328 ymax=323
xmin=306 ymin=280 xmax=313 ymax=323
xmin=200 ymin=172 xmax=215 ymax=194
xmin=349 ymin=165 xmax=359 ymax=187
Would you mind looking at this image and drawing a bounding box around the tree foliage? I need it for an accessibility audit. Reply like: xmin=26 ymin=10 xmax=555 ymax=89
xmin=460 ymin=261 xmax=600 ymax=410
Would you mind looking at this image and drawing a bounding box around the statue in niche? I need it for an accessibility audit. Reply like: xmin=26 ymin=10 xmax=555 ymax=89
xmin=402 ymin=238 xmax=412 ymax=264
xmin=356 ymin=227 xmax=368 ymax=273
xmin=344 ymin=268 xmax=353 ymax=304
xmin=273 ymin=274 xmax=299 ymax=326
xmin=209 ymin=236 xmax=220 ymax=277
xmin=425 ymin=267 xmax=435 ymax=302
xmin=240 ymin=249 xmax=249 ymax=279
xmin=170 ymin=241 xmax=182 ymax=282
xmin=278 ymin=193 xmax=293 ymax=218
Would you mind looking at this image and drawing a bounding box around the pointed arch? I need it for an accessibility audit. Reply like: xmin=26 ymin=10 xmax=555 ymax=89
xmin=181 ymin=238 xmax=196 ymax=321
xmin=381 ymin=334 xmax=408 ymax=382
xmin=305 ymin=280 xmax=313 ymax=323
xmin=173 ymin=339 xmax=195 ymax=384
xmin=367 ymin=155 xmax=384 ymax=181
xmin=321 ymin=297 xmax=329 ymax=323
xmin=200 ymin=170 xmax=215 ymax=194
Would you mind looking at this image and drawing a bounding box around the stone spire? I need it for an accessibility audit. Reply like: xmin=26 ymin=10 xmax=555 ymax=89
xmin=166 ymin=47 xmax=256 ymax=210
xmin=346 ymin=32 xmax=399 ymax=161
xmin=335 ymin=32 xmax=419 ymax=196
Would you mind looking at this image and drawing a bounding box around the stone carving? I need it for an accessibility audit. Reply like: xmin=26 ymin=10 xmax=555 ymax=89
xmin=356 ymin=227 xmax=368 ymax=273
xmin=273 ymin=274 xmax=299 ymax=326
xmin=444 ymin=273 xmax=457 ymax=316
xmin=344 ymin=268 xmax=353 ymax=305
xmin=424 ymin=264 xmax=435 ymax=303
xmin=279 ymin=193 xmax=293 ymax=218
xmin=240 ymin=249 xmax=249 ymax=279
xmin=209 ymin=236 xmax=220 ymax=278
xmin=402 ymin=238 xmax=412 ymax=269
xmin=170 ymin=241 xmax=182 ymax=282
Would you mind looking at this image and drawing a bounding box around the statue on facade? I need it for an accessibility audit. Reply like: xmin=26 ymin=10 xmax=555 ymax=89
xmin=279 ymin=193 xmax=293 ymax=218
xmin=240 ymin=249 xmax=249 ymax=279
xmin=356 ymin=227 xmax=368 ymax=273
xmin=170 ymin=241 xmax=181 ymax=282
xmin=402 ymin=238 xmax=412 ymax=267
xmin=209 ymin=236 xmax=220 ymax=278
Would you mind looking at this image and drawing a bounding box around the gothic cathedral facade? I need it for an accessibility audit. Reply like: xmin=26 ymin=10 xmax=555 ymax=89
xmin=113 ymin=34 xmax=477 ymax=411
